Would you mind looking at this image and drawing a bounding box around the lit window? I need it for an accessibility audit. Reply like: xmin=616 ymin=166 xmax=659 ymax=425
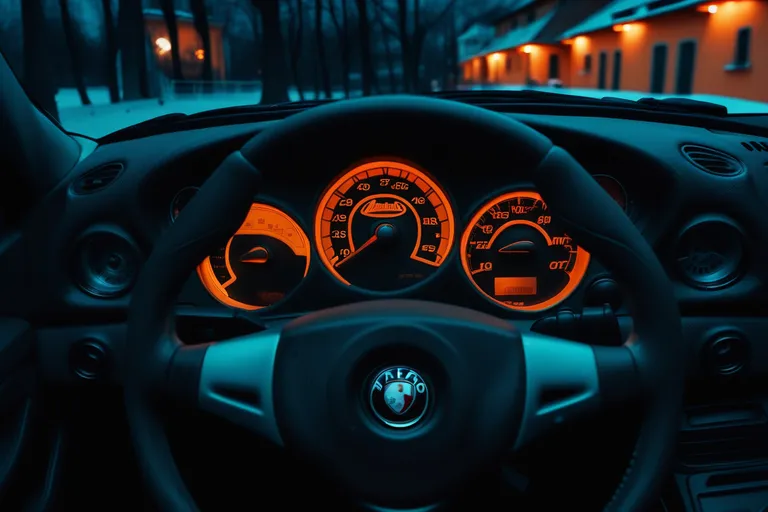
xmin=195 ymin=49 xmax=205 ymax=61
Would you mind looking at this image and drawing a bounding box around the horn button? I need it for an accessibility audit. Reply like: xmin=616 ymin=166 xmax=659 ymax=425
xmin=272 ymin=300 xmax=526 ymax=507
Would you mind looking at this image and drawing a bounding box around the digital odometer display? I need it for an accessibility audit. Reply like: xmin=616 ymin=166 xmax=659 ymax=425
xmin=460 ymin=191 xmax=590 ymax=311
xmin=314 ymin=160 xmax=455 ymax=292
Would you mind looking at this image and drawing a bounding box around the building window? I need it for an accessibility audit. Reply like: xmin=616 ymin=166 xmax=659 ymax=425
xmin=734 ymin=27 xmax=751 ymax=66
xmin=584 ymin=54 xmax=592 ymax=73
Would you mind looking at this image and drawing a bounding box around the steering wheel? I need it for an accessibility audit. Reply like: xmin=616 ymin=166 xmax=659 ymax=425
xmin=124 ymin=96 xmax=684 ymax=511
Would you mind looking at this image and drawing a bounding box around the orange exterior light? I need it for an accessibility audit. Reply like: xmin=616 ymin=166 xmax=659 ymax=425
xmin=522 ymin=45 xmax=533 ymax=54
xmin=195 ymin=49 xmax=205 ymax=60
xmin=562 ymin=38 xmax=574 ymax=45
xmin=574 ymin=35 xmax=588 ymax=46
xmin=613 ymin=23 xmax=633 ymax=32
xmin=490 ymin=52 xmax=502 ymax=61
xmin=155 ymin=37 xmax=171 ymax=55
xmin=707 ymin=4 xmax=718 ymax=13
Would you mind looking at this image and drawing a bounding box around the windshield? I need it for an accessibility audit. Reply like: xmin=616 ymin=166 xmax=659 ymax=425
xmin=1 ymin=0 xmax=766 ymax=138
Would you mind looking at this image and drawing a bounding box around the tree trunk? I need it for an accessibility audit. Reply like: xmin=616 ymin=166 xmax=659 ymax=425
xmin=251 ymin=0 xmax=290 ymax=104
xmin=353 ymin=0 xmax=373 ymax=96
xmin=118 ymin=0 xmax=150 ymax=99
xmin=101 ymin=0 xmax=120 ymax=102
xmin=340 ymin=0 xmax=350 ymax=98
xmin=315 ymin=0 xmax=332 ymax=99
xmin=59 ymin=0 xmax=91 ymax=105
xmin=21 ymin=0 xmax=59 ymax=120
xmin=287 ymin=0 xmax=305 ymax=100
xmin=159 ymin=0 xmax=184 ymax=81
xmin=190 ymin=0 xmax=214 ymax=89
xmin=396 ymin=0 xmax=412 ymax=92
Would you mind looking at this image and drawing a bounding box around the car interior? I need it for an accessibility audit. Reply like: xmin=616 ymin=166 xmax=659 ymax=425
xmin=1 ymin=47 xmax=768 ymax=512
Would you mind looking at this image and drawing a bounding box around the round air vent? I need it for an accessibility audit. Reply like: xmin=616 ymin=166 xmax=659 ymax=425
xmin=73 ymin=228 xmax=141 ymax=298
xmin=680 ymin=145 xmax=744 ymax=177
xmin=71 ymin=162 xmax=125 ymax=194
xmin=675 ymin=215 xmax=745 ymax=290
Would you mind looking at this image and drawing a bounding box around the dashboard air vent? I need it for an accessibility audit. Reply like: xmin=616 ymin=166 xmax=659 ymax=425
xmin=680 ymin=145 xmax=744 ymax=176
xmin=71 ymin=163 xmax=124 ymax=194
xmin=740 ymin=141 xmax=768 ymax=152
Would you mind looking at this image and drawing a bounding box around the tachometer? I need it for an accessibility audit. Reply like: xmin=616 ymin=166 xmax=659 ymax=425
xmin=314 ymin=160 xmax=455 ymax=292
xmin=460 ymin=191 xmax=590 ymax=312
xmin=197 ymin=203 xmax=310 ymax=310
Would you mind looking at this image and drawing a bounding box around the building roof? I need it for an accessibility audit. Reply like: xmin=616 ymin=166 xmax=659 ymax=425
xmin=142 ymin=8 xmax=224 ymax=26
xmin=559 ymin=0 xmax=707 ymax=39
xmin=485 ymin=0 xmax=540 ymax=25
xmin=463 ymin=8 xmax=557 ymax=60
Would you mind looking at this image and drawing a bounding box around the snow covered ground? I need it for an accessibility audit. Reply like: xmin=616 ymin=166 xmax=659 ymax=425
xmin=56 ymin=85 xmax=768 ymax=139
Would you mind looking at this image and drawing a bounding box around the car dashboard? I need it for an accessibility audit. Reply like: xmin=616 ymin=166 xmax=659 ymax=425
xmin=4 ymin=103 xmax=768 ymax=512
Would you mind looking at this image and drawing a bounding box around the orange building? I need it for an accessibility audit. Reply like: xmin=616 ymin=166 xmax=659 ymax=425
xmin=461 ymin=0 xmax=767 ymax=103
xmin=561 ymin=0 xmax=766 ymax=101
xmin=460 ymin=0 xmax=613 ymax=86
xmin=142 ymin=8 xmax=227 ymax=80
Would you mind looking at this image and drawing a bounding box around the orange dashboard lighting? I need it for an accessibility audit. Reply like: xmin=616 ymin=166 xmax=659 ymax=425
xmin=460 ymin=190 xmax=590 ymax=312
xmin=314 ymin=160 xmax=455 ymax=292
xmin=197 ymin=203 xmax=310 ymax=310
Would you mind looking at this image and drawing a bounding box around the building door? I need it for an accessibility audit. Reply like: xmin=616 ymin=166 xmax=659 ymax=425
xmin=675 ymin=40 xmax=697 ymax=95
xmin=611 ymin=50 xmax=622 ymax=90
xmin=597 ymin=51 xmax=607 ymax=89
xmin=650 ymin=44 xmax=667 ymax=93
xmin=548 ymin=54 xmax=560 ymax=79
xmin=479 ymin=57 xmax=489 ymax=83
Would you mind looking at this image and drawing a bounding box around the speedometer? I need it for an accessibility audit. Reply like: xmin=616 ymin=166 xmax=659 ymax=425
xmin=460 ymin=191 xmax=590 ymax=312
xmin=314 ymin=160 xmax=455 ymax=292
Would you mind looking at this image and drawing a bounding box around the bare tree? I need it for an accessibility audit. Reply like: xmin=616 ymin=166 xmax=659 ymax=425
xmin=159 ymin=0 xmax=184 ymax=80
xmin=21 ymin=0 xmax=59 ymax=119
xmin=314 ymin=0 xmax=332 ymax=98
xmin=353 ymin=0 xmax=374 ymax=96
xmin=286 ymin=0 xmax=305 ymax=100
xmin=373 ymin=0 xmax=398 ymax=92
xmin=58 ymin=0 xmax=91 ymax=105
xmin=101 ymin=0 xmax=120 ymax=103
xmin=118 ymin=0 xmax=150 ymax=100
xmin=383 ymin=0 xmax=457 ymax=92
xmin=327 ymin=0 xmax=350 ymax=98
xmin=190 ymin=0 xmax=214 ymax=87
xmin=250 ymin=0 xmax=290 ymax=104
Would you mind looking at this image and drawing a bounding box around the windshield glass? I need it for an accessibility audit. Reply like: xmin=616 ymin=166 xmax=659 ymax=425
xmin=1 ymin=0 xmax=766 ymax=138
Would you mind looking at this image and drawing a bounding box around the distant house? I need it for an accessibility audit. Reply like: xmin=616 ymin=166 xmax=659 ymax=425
xmin=560 ymin=0 xmax=766 ymax=101
xmin=458 ymin=23 xmax=495 ymax=65
xmin=142 ymin=8 xmax=227 ymax=81
xmin=460 ymin=0 xmax=613 ymax=86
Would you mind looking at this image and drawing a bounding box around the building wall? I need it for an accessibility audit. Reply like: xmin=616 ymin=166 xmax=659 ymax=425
xmin=144 ymin=18 xmax=226 ymax=80
xmin=567 ymin=0 xmax=767 ymax=101
xmin=464 ymin=44 xmax=571 ymax=86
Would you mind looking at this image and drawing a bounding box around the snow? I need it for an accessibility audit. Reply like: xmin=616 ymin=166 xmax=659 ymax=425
xmin=56 ymin=85 xmax=768 ymax=139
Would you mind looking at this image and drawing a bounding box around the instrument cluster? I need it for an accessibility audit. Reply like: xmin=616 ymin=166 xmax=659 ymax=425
xmin=170 ymin=159 xmax=630 ymax=314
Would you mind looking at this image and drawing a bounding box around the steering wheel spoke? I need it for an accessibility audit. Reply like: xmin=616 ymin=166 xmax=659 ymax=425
xmin=166 ymin=330 xmax=283 ymax=446
xmin=514 ymin=332 xmax=640 ymax=449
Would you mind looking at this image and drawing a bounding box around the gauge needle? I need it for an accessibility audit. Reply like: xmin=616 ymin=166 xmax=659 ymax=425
xmin=334 ymin=223 xmax=395 ymax=268
xmin=240 ymin=246 xmax=269 ymax=264
xmin=498 ymin=240 xmax=535 ymax=254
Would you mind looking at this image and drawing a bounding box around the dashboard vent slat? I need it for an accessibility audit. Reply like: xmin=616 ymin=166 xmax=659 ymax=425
xmin=71 ymin=163 xmax=125 ymax=194
xmin=680 ymin=145 xmax=744 ymax=177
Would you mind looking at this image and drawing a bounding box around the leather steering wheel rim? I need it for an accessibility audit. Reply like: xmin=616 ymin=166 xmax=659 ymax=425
xmin=124 ymin=95 xmax=684 ymax=511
